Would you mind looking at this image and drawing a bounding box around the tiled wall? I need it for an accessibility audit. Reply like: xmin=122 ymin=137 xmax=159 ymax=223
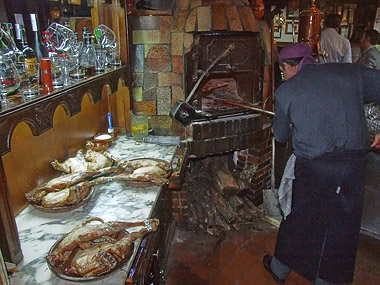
xmin=130 ymin=15 xmax=182 ymax=136
xmin=128 ymin=0 xmax=272 ymax=137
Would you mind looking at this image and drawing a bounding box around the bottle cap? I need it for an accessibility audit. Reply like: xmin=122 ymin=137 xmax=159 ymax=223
xmin=40 ymin=58 xmax=52 ymax=70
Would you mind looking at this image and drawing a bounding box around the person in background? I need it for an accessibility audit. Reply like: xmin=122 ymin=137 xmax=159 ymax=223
xmin=349 ymin=25 xmax=366 ymax=63
xmin=263 ymin=43 xmax=380 ymax=285
xmin=357 ymin=29 xmax=380 ymax=69
xmin=320 ymin=13 xmax=352 ymax=63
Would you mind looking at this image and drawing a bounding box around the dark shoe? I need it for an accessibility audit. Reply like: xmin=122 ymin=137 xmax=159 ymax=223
xmin=263 ymin=255 xmax=286 ymax=284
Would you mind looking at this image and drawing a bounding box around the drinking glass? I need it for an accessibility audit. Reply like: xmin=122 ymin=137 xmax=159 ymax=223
xmin=17 ymin=62 xmax=40 ymax=98
xmin=50 ymin=55 xmax=63 ymax=88
xmin=95 ymin=48 xmax=107 ymax=72
xmin=0 ymin=55 xmax=21 ymax=104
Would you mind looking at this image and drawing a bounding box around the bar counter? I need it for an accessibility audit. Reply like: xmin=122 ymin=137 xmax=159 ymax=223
xmin=9 ymin=135 xmax=177 ymax=285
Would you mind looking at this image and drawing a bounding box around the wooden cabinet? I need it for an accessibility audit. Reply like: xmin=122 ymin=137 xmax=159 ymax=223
xmin=129 ymin=186 xmax=175 ymax=284
xmin=0 ymin=66 xmax=129 ymax=264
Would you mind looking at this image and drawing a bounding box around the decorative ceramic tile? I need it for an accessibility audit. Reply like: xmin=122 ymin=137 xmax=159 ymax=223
xmin=172 ymin=10 xmax=188 ymax=32
xmin=157 ymin=87 xmax=172 ymax=115
xmin=133 ymin=30 xmax=161 ymax=44
xmin=171 ymin=32 xmax=184 ymax=56
xmin=172 ymin=56 xmax=184 ymax=74
xmin=145 ymin=45 xmax=171 ymax=71
xmin=185 ymin=8 xmax=197 ymax=32
xmin=142 ymin=87 xmax=157 ymax=101
xmin=211 ymin=3 xmax=228 ymax=31
xmin=143 ymin=72 xmax=158 ymax=91
xmin=132 ymin=45 xmax=144 ymax=73
xmin=171 ymin=86 xmax=185 ymax=104
xmin=130 ymin=16 xmax=160 ymax=30
xmin=132 ymin=87 xmax=143 ymax=101
xmin=158 ymin=72 xmax=183 ymax=87
xmin=160 ymin=16 xmax=174 ymax=44
xmin=226 ymin=6 xmax=243 ymax=31
xmin=197 ymin=6 xmax=212 ymax=32
xmin=132 ymin=72 xmax=143 ymax=87
xmin=190 ymin=0 xmax=203 ymax=9
xmin=133 ymin=101 xmax=157 ymax=115
xmin=237 ymin=5 xmax=259 ymax=32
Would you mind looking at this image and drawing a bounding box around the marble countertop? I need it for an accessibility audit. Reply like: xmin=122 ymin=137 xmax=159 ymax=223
xmin=9 ymin=136 xmax=177 ymax=285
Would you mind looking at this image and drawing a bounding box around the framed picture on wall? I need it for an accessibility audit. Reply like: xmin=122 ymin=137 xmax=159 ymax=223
xmin=286 ymin=8 xmax=299 ymax=19
xmin=285 ymin=21 xmax=299 ymax=34
xmin=339 ymin=25 xmax=349 ymax=39
xmin=274 ymin=26 xmax=282 ymax=38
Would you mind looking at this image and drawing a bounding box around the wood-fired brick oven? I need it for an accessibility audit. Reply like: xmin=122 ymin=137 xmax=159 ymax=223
xmin=181 ymin=31 xmax=267 ymax=158
xmin=186 ymin=32 xmax=264 ymax=115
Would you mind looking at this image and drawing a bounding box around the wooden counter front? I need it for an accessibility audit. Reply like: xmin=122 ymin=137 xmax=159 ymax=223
xmin=0 ymin=66 xmax=130 ymax=264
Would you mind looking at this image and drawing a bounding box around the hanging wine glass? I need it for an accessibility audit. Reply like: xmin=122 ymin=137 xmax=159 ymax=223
xmin=0 ymin=27 xmax=19 ymax=64
xmin=94 ymin=24 xmax=118 ymax=69
xmin=94 ymin=24 xmax=117 ymax=50
xmin=45 ymin=23 xmax=76 ymax=54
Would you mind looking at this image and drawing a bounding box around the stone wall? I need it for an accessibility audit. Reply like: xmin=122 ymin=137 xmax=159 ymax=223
xmin=128 ymin=0 xmax=272 ymax=137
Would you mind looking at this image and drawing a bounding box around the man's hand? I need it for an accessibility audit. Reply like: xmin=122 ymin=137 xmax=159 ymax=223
xmin=371 ymin=134 xmax=380 ymax=149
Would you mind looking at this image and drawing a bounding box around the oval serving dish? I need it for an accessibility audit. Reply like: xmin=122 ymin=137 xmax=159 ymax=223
xmin=46 ymin=230 xmax=134 ymax=282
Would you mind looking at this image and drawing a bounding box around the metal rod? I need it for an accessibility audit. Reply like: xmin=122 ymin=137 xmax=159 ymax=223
xmin=271 ymin=136 xmax=276 ymax=190
xmin=185 ymin=44 xmax=234 ymax=103
xmin=217 ymin=99 xmax=275 ymax=116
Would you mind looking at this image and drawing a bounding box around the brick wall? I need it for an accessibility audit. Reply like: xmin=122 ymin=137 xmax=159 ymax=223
xmin=170 ymin=124 xmax=272 ymax=220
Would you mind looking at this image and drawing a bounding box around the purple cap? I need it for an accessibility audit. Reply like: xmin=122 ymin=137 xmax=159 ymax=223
xmin=278 ymin=43 xmax=315 ymax=71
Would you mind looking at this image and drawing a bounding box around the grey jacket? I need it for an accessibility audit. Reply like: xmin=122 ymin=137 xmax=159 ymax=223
xmin=273 ymin=63 xmax=380 ymax=159
xmin=357 ymin=46 xmax=380 ymax=69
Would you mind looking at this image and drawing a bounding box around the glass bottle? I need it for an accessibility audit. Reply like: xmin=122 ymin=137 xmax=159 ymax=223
xmin=70 ymin=32 xmax=85 ymax=79
xmin=82 ymin=26 xmax=88 ymax=42
xmin=30 ymin=14 xmax=49 ymax=62
xmin=15 ymin=24 xmax=37 ymax=64
xmin=81 ymin=33 xmax=96 ymax=72
xmin=61 ymin=53 xmax=72 ymax=86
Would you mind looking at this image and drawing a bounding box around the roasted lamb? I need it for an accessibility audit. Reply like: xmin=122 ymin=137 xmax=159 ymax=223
xmin=47 ymin=218 xmax=159 ymax=278
xmin=51 ymin=150 xmax=114 ymax=174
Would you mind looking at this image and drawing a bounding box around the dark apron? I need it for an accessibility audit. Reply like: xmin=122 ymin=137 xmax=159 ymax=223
xmin=274 ymin=151 xmax=367 ymax=284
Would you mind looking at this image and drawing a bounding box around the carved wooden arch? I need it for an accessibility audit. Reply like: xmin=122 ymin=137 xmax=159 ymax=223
xmin=0 ymin=66 xmax=128 ymax=156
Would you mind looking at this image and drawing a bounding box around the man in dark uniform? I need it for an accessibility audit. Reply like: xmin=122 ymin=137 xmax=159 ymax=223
xmin=263 ymin=43 xmax=380 ymax=284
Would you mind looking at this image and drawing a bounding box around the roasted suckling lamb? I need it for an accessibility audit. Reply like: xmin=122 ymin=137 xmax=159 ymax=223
xmin=121 ymin=158 xmax=171 ymax=173
xmin=47 ymin=218 xmax=159 ymax=278
xmin=51 ymin=150 xmax=88 ymax=173
xmin=41 ymin=181 xmax=95 ymax=208
xmin=66 ymin=219 xmax=159 ymax=277
xmin=25 ymin=167 xmax=116 ymax=206
xmin=51 ymin=150 xmax=114 ymax=174
xmin=112 ymin=158 xmax=171 ymax=185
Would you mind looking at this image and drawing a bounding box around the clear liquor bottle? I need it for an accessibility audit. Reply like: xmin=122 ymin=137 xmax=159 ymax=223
xmin=15 ymin=24 xmax=37 ymax=64
xmin=81 ymin=33 xmax=96 ymax=70
xmin=30 ymin=14 xmax=48 ymax=62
